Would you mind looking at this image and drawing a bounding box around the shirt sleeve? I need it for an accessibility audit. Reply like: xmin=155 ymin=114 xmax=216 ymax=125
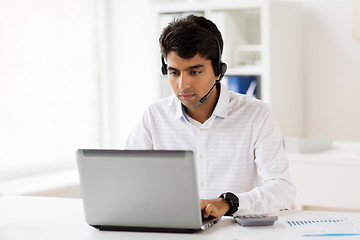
xmin=235 ymin=106 xmax=296 ymax=215
xmin=125 ymin=108 xmax=154 ymax=150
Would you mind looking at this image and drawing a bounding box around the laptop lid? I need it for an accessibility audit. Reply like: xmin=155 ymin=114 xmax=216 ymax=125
xmin=76 ymin=149 xmax=219 ymax=233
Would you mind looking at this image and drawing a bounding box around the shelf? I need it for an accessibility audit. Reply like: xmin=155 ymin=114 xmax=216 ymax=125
xmin=154 ymin=0 xmax=264 ymax=14
xmin=154 ymin=0 xmax=303 ymax=137
xmin=237 ymin=44 xmax=262 ymax=52
xmin=226 ymin=66 xmax=262 ymax=76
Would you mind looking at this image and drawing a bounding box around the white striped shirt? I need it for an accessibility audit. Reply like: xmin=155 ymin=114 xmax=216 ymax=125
xmin=126 ymin=83 xmax=296 ymax=214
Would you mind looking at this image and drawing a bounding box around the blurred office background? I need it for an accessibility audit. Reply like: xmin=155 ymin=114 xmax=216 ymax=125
xmin=1 ymin=0 xmax=360 ymax=210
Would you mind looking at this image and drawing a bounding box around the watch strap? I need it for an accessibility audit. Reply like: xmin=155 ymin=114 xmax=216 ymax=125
xmin=219 ymin=192 xmax=239 ymax=216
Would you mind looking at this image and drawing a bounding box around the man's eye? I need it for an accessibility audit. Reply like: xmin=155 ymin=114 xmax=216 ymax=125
xmin=169 ymin=71 xmax=179 ymax=76
xmin=192 ymin=71 xmax=201 ymax=75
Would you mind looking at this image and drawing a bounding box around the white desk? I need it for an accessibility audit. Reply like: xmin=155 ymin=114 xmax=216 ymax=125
xmin=1 ymin=196 xmax=360 ymax=240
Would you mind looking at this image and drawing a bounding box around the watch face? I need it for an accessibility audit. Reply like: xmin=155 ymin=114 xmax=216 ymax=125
xmin=222 ymin=192 xmax=239 ymax=216
xmin=225 ymin=192 xmax=239 ymax=205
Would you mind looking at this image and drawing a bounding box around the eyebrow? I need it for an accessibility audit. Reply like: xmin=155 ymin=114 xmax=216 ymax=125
xmin=168 ymin=64 xmax=205 ymax=72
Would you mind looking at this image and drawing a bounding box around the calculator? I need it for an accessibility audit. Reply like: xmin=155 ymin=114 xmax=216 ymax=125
xmin=233 ymin=214 xmax=278 ymax=227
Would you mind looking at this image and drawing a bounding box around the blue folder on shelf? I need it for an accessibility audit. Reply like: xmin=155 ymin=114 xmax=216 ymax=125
xmin=227 ymin=75 xmax=259 ymax=99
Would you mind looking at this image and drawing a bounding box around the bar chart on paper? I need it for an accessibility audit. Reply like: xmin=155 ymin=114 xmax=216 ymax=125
xmin=287 ymin=217 xmax=350 ymax=227
xmin=283 ymin=216 xmax=360 ymax=238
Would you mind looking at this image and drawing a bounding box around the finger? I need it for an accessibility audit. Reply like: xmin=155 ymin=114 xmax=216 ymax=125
xmin=200 ymin=199 xmax=209 ymax=210
xmin=204 ymin=203 xmax=215 ymax=218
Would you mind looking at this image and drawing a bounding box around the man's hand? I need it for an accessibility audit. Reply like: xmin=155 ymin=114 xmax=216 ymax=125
xmin=200 ymin=198 xmax=230 ymax=218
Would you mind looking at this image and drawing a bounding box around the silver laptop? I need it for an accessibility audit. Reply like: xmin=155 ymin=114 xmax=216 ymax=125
xmin=76 ymin=149 xmax=220 ymax=233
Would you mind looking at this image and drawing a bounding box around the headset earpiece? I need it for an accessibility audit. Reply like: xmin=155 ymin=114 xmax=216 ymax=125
xmin=215 ymin=37 xmax=227 ymax=81
xmin=218 ymin=62 xmax=227 ymax=81
xmin=161 ymin=56 xmax=168 ymax=75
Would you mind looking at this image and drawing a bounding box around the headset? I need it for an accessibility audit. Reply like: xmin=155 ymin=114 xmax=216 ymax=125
xmin=161 ymin=37 xmax=227 ymax=103
xmin=161 ymin=37 xmax=227 ymax=79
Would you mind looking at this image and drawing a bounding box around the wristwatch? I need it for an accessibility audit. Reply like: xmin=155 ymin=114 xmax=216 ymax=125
xmin=219 ymin=192 xmax=239 ymax=216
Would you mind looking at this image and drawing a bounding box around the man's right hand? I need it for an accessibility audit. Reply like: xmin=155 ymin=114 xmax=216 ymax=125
xmin=200 ymin=198 xmax=230 ymax=218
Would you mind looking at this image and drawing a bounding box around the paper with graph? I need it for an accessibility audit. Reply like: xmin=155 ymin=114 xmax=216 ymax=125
xmin=281 ymin=216 xmax=360 ymax=238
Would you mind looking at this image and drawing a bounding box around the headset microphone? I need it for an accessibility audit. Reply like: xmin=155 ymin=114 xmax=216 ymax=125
xmin=198 ymin=62 xmax=226 ymax=103
xmin=199 ymin=79 xmax=220 ymax=103
xmin=198 ymin=37 xmax=227 ymax=103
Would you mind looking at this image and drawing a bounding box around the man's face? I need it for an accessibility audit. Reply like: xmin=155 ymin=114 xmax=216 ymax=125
xmin=166 ymin=51 xmax=218 ymax=109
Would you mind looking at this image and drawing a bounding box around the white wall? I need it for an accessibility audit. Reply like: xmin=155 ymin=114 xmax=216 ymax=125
xmin=0 ymin=0 xmax=99 ymax=177
xmin=302 ymin=0 xmax=360 ymax=141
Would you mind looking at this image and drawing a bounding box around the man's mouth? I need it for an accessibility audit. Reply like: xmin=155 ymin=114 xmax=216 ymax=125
xmin=179 ymin=93 xmax=195 ymax=100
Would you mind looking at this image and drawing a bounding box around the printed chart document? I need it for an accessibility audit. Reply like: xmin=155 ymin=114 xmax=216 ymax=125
xmin=280 ymin=216 xmax=360 ymax=239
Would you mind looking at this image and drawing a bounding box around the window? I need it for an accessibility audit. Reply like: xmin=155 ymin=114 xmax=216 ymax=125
xmin=0 ymin=0 xmax=99 ymax=179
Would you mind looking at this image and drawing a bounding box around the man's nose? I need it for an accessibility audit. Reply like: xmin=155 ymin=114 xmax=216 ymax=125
xmin=178 ymin=73 xmax=191 ymax=90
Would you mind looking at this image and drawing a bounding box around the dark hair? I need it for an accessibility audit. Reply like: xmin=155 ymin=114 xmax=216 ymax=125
xmin=159 ymin=15 xmax=224 ymax=73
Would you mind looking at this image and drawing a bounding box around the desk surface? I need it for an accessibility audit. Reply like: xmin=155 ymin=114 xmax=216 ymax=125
xmin=1 ymin=196 xmax=360 ymax=240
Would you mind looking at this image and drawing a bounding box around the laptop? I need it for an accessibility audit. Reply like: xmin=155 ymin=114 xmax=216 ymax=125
xmin=76 ymin=149 xmax=220 ymax=233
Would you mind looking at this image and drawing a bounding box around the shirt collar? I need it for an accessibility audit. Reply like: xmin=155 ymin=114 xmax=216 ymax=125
xmin=212 ymin=82 xmax=229 ymax=119
xmin=174 ymin=97 xmax=186 ymax=121
xmin=173 ymin=82 xmax=229 ymax=121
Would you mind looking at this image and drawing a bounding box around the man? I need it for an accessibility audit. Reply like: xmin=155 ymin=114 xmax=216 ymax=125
xmin=126 ymin=15 xmax=296 ymax=218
